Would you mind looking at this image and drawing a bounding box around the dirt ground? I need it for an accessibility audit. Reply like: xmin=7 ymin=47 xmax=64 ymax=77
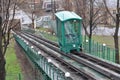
xmin=14 ymin=42 xmax=36 ymax=80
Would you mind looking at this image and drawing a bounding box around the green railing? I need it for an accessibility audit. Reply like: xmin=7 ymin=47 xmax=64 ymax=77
xmin=82 ymin=36 xmax=117 ymax=63
xmin=14 ymin=34 xmax=69 ymax=80
xmin=6 ymin=73 xmax=22 ymax=80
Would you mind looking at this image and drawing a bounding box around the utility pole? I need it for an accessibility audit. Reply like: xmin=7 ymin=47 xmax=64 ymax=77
xmin=54 ymin=0 xmax=56 ymax=13
xmin=31 ymin=0 xmax=35 ymax=29
xmin=51 ymin=0 xmax=55 ymax=19
xmin=51 ymin=0 xmax=54 ymax=13
xmin=34 ymin=0 xmax=35 ymax=10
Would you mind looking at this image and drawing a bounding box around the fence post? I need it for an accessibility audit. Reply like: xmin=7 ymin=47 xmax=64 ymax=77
xmin=89 ymin=38 xmax=91 ymax=54
xmin=52 ymin=65 xmax=55 ymax=80
xmin=49 ymin=63 xmax=52 ymax=78
xmin=107 ymin=47 xmax=110 ymax=61
xmin=18 ymin=73 xmax=21 ymax=80
xmin=96 ymin=42 xmax=99 ymax=57
xmin=85 ymin=39 xmax=89 ymax=53
xmin=93 ymin=40 xmax=95 ymax=56
xmin=98 ymin=44 xmax=100 ymax=57
xmin=102 ymin=43 xmax=106 ymax=59
xmin=113 ymin=49 xmax=115 ymax=62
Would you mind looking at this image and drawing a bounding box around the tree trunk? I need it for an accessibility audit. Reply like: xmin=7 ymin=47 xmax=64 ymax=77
xmin=114 ymin=0 xmax=120 ymax=63
xmin=89 ymin=35 xmax=92 ymax=53
xmin=114 ymin=14 xmax=120 ymax=63
xmin=0 ymin=54 xmax=6 ymax=80
xmin=89 ymin=0 xmax=93 ymax=53
xmin=114 ymin=35 xmax=119 ymax=63
xmin=32 ymin=13 xmax=34 ymax=29
xmin=0 ymin=16 xmax=6 ymax=80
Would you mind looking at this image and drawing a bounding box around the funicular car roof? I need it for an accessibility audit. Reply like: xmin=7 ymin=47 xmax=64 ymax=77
xmin=55 ymin=11 xmax=82 ymax=22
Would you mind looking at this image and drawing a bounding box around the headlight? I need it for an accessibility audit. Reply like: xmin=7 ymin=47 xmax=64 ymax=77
xmin=73 ymin=44 xmax=76 ymax=47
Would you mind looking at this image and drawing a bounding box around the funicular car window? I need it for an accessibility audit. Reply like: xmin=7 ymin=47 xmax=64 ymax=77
xmin=64 ymin=20 xmax=78 ymax=44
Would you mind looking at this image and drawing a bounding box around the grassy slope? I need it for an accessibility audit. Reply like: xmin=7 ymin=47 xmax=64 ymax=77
xmin=92 ymin=35 xmax=120 ymax=49
xmin=5 ymin=39 xmax=22 ymax=79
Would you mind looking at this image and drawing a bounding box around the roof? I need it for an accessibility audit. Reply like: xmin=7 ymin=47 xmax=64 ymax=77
xmin=55 ymin=11 xmax=82 ymax=22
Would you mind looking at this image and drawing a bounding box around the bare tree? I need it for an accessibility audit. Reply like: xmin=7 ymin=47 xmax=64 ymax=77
xmin=62 ymin=0 xmax=72 ymax=11
xmin=74 ymin=0 xmax=105 ymax=53
xmin=0 ymin=0 xmax=21 ymax=79
xmin=115 ymin=0 xmax=120 ymax=63
xmin=22 ymin=0 xmax=37 ymax=29
xmin=103 ymin=0 xmax=120 ymax=63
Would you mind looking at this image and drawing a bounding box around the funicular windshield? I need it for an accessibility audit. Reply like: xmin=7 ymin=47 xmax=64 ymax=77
xmin=64 ymin=20 xmax=79 ymax=44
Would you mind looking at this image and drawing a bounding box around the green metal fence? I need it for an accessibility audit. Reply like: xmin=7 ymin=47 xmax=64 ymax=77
xmin=82 ymin=36 xmax=117 ymax=63
xmin=14 ymin=34 xmax=69 ymax=80
xmin=6 ymin=73 xmax=22 ymax=80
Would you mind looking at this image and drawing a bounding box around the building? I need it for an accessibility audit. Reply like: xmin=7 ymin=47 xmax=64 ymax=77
xmin=42 ymin=0 xmax=63 ymax=12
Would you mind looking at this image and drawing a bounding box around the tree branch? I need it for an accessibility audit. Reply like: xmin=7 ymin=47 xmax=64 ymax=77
xmin=103 ymin=0 xmax=116 ymax=22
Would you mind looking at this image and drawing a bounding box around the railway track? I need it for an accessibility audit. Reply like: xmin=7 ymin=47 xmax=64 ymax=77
xmin=25 ymin=32 xmax=120 ymax=73
xmin=19 ymin=31 xmax=120 ymax=80
xmin=16 ymin=32 xmax=99 ymax=80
